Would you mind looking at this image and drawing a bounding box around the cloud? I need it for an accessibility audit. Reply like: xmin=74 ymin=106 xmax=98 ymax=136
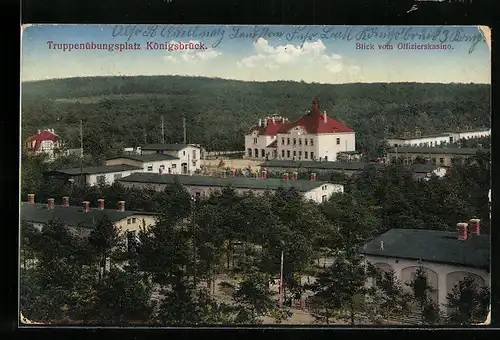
xmin=163 ymin=40 xmax=222 ymax=63
xmin=237 ymin=38 xmax=344 ymax=74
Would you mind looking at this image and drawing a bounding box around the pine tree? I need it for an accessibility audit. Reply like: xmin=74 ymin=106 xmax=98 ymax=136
xmin=406 ymin=265 xmax=440 ymax=324
xmin=445 ymin=275 xmax=490 ymax=325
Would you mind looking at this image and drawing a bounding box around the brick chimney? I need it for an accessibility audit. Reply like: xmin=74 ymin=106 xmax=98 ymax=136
xmin=311 ymin=173 xmax=317 ymax=181
xmin=262 ymin=169 xmax=268 ymax=179
xmin=97 ymin=199 xmax=105 ymax=210
xmin=83 ymin=201 xmax=90 ymax=213
xmin=28 ymin=193 xmax=35 ymax=204
xmin=118 ymin=201 xmax=125 ymax=212
xmin=323 ymin=110 xmax=327 ymax=123
xmin=284 ymin=172 xmax=289 ymax=181
xmin=469 ymin=219 xmax=481 ymax=235
xmin=457 ymin=222 xmax=468 ymax=241
xmin=47 ymin=198 xmax=55 ymax=210
xmin=62 ymin=196 xmax=69 ymax=207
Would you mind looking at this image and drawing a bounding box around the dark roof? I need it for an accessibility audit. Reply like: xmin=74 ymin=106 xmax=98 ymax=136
xmin=107 ymin=154 xmax=179 ymax=162
xmin=410 ymin=164 xmax=444 ymax=174
xmin=141 ymin=144 xmax=194 ymax=151
xmin=361 ymin=228 xmax=490 ymax=269
xmin=387 ymin=147 xmax=481 ymax=155
xmin=260 ymin=160 xmax=384 ymax=171
xmin=20 ymin=202 xmax=154 ymax=229
xmin=118 ymin=173 xmax=333 ymax=192
xmin=51 ymin=164 xmax=142 ymax=176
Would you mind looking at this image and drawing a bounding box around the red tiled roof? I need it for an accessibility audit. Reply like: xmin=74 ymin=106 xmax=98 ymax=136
xmin=25 ymin=130 xmax=60 ymax=152
xmin=278 ymin=97 xmax=353 ymax=134
xmin=249 ymin=117 xmax=289 ymax=136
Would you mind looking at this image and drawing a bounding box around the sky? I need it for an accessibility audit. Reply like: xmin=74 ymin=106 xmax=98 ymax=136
xmin=21 ymin=25 xmax=491 ymax=84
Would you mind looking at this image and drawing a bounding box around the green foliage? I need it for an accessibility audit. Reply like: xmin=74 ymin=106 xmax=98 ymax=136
xmin=445 ymin=275 xmax=490 ymax=325
xmin=406 ymin=265 xmax=440 ymax=324
xmin=370 ymin=268 xmax=412 ymax=321
xmin=232 ymin=273 xmax=277 ymax=323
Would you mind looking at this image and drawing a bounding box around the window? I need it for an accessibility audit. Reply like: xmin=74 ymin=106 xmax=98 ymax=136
xmin=248 ymin=148 xmax=252 ymax=156
xmin=310 ymin=152 xmax=315 ymax=160
xmin=281 ymin=138 xmax=285 ymax=145
xmin=336 ymin=138 xmax=340 ymax=145
xmin=287 ymin=150 xmax=290 ymax=158
xmin=325 ymin=156 xmax=328 ymax=161
xmin=261 ymin=149 xmax=265 ymax=158
xmin=299 ymin=139 xmax=302 ymax=146
xmin=322 ymin=185 xmax=327 ymax=190
xmin=132 ymin=218 xmax=136 ymax=223
xmin=96 ymin=175 xmax=105 ymax=183
xmin=322 ymin=195 xmax=327 ymax=203
xmin=281 ymin=150 xmax=285 ymax=158
xmin=160 ymin=165 xmax=165 ymax=170
xmin=439 ymin=158 xmax=444 ymax=164
xmin=254 ymin=149 xmax=259 ymax=158
xmin=305 ymin=139 xmax=308 ymax=146
xmin=172 ymin=164 xmax=177 ymax=169
xmin=287 ymin=138 xmax=290 ymax=145
xmin=293 ymin=138 xmax=296 ymax=145
xmin=293 ymin=151 xmax=296 ymax=157
xmin=127 ymin=218 xmax=131 ymax=225
xmin=113 ymin=173 xmax=122 ymax=180
xmin=298 ymin=151 xmax=302 ymax=159
xmin=195 ymin=192 xmax=201 ymax=198
xmin=183 ymin=151 xmax=186 ymax=156
xmin=305 ymin=151 xmax=308 ymax=159
xmin=147 ymin=166 xmax=153 ymax=171
xmin=253 ymin=138 xmax=258 ymax=144
xmin=432 ymin=158 xmax=436 ymax=164
xmin=192 ymin=150 xmax=197 ymax=159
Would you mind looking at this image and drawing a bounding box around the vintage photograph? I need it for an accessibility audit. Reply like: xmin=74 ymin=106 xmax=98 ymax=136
xmin=20 ymin=24 xmax=491 ymax=326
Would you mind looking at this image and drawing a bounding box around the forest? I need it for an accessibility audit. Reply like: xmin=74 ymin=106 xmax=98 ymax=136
xmin=20 ymin=150 xmax=490 ymax=325
xmin=21 ymin=76 xmax=491 ymax=159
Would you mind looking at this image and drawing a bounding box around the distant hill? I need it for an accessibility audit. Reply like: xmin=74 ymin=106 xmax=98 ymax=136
xmin=21 ymin=76 xmax=491 ymax=157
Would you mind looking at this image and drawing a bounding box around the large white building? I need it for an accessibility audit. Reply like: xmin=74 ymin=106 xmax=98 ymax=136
xmin=141 ymin=144 xmax=202 ymax=174
xmin=361 ymin=226 xmax=489 ymax=314
xmin=386 ymin=127 xmax=490 ymax=148
xmin=244 ymin=97 xmax=356 ymax=162
xmin=118 ymin=172 xmax=344 ymax=204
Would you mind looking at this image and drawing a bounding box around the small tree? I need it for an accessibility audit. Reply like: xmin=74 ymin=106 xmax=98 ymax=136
xmin=445 ymin=275 xmax=490 ymax=325
xmin=371 ymin=268 xmax=412 ymax=322
xmin=406 ymin=265 xmax=440 ymax=324
xmin=88 ymin=215 xmax=121 ymax=281
xmin=232 ymin=273 xmax=277 ymax=323
xmin=309 ymin=250 xmax=374 ymax=325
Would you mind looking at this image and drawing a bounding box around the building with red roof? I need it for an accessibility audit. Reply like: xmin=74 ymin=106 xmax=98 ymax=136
xmin=25 ymin=128 xmax=62 ymax=161
xmin=244 ymin=97 xmax=356 ymax=162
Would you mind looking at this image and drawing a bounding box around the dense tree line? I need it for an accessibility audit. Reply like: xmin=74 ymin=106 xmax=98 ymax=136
xmin=21 ymin=76 xmax=490 ymax=158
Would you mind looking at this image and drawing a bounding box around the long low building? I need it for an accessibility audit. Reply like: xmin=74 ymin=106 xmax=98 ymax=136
xmin=386 ymin=128 xmax=490 ymax=148
xmin=386 ymin=147 xmax=484 ymax=167
xmin=361 ymin=227 xmax=489 ymax=314
xmin=46 ymin=164 xmax=143 ymax=186
xmin=105 ymin=153 xmax=181 ymax=174
xmin=259 ymin=160 xmax=447 ymax=180
xmin=118 ymin=173 xmax=344 ymax=203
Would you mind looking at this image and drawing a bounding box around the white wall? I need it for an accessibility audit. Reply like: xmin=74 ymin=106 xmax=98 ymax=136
xmin=244 ymin=130 xmax=276 ymax=159
xmin=86 ymin=170 xmax=142 ymax=186
xmin=303 ymin=183 xmax=344 ymax=203
xmin=317 ymin=133 xmax=356 ymax=161
xmin=387 ymin=136 xmax=450 ymax=148
xmin=364 ymin=255 xmax=490 ymax=312
xmin=106 ymin=158 xmax=182 ymax=174
xmin=450 ymin=129 xmax=491 ymax=141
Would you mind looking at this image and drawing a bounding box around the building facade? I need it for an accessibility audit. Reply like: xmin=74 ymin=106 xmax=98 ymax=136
xmin=47 ymin=164 xmax=143 ymax=186
xmin=25 ymin=129 xmax=62 ymax=161
xmin=118 ymin=173 xmax=344 ymax=204
xmin=361 ymin=228 xmax=489 ymax=313
xmin=386 ymin=147 xmax=482 ymax=167
xmin=105 ymin=154 xmax=181 ymax=174
xmin=141 ymin=144 xmax=202 ymax=174
xmin=244 ymin=97 xmax=356 ymax=162
xmin=386 ymin=128 xmax=490 ymax=148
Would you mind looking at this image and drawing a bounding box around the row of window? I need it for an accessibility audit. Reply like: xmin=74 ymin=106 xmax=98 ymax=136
xmin=390 ymin=156 xmax=446 ymax=165
xmin=281 ymin=150 xmax=316 ymax=160
xmin=127 ymin=217 xmax=137 ymax=224
xmin=282 ymin=137 xmax=315 ymax=146
xmin=146 ymin=164 xmax=177 ymax=172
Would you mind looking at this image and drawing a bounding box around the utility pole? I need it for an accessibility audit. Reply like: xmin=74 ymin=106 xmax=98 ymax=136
xmin=161 ymin=115 xmax=165 ymax=144
xmin=144 ymin=129 xmax=147 ymax=145
xmin=183 ymin=116 xmax=187 ymax=144
xmin=192 ymin=196 xmax=197 ymax=288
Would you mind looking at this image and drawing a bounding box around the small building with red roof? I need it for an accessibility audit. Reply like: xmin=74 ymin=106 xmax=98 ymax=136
xmin=244 ymin=97 xmax=356 ymax=162
xmin=25 ymin=128 xmax=62 ymax=160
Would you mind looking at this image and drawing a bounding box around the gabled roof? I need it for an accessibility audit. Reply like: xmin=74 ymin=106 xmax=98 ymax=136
xmin=141 ymin=144 xmax=196 ymax=151
xmin=118 ymin=173 xmax=334 ymax=192
xmin=361 ymin=228 xmax=490 ymax=269
xmin=107 ymin=154 xmax=179 ymax=162
xmin=20 ymin=202 xmax=154 ymax=229
xmin=278 ymin=97 xmax=353 ymax=134
xmin=248 ymin=117 xmax=289 ymax=136
xmin=387 ymin=147 xmax=482 ymax=155
xmin=51 ymin=164 xmax=142 ymax=176
xmin=25 ymin=130 xmax=60 ymax=151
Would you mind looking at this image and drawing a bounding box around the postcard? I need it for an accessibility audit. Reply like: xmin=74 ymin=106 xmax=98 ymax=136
xmin=20 ymin=24 xmax=491 ymax=326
